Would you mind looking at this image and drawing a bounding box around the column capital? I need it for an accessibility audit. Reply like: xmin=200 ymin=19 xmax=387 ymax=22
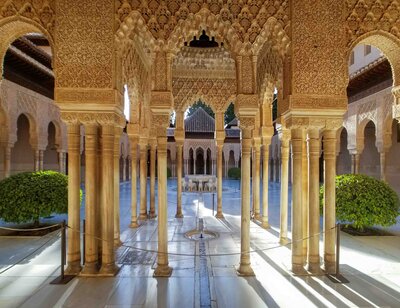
xmin=215 ymin=130 xmax=225 ymax=144
xmin=152 ymin=113 xmax=171 ymax=138
xmin=393 ymin=104 xmax=400 ymax=121
xmin=174 ymin=129 xmax=185 ymax=144
xmin=127 ymin=123 xmax=140 ymax=137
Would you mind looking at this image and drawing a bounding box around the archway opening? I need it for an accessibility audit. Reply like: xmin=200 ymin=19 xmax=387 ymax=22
xmin=360 ymin=121 xmax=380 ymax=178
xmin=337 ymin=127 xmax=351 ymax=175
xmin=11 ymin=114 xmax=34 ymax=174
xmin=386 ymin=120 xmax=400 ymax=195
xmin=43 ymin=121 xmax=58 ymax=170
xmin=195 ymin=148 xmax=205 ymax=175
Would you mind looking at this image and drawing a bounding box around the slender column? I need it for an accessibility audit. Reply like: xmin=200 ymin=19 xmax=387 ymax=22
xmin=307 ymin=129 xmax=321 ymax=273
xmin=99 ymin=124 xmax=117 ymax=275
xmin=4 ymin=145 xmax=11 ymax=178
xmin=323 ymin=130 xmax=337 ymax=274
xmin=39 ymin=150 xmax=44 ymax=170
xmin=194 ymin=156 xmax=196 ymax=175
xmin=216 ymin=144 xmax=224 ymax=218
xmin=65 ymin=123 xmax=81 ymax=274
xmin=380 ymin=152 xmax=386 ymax=182
xmin=279 ymin=134 xmax=290 ymax=243
xmin=114 ymin=128 xmax=122 ymax=246
xmin=253 ymin=142 xmax=261 ymax=220
xmin=237 ymin=128 xmax=254 ymax=276
xmin=58 ymin=151 xmax=64 ymax=173
xmin=81 ymin=124 xmax=98 ymax=275
xmin=139 ymin=143 xmax=148 ymax=220
xmin=204 ymin=158 xmax=207 ymax=175
xmin=354 ymin=153 xmax=360 ymax=174
xmin=129 ymin=138 xmax=139 ymax=228
xmin=175 ymin=143 xmax=183 ymax=218
xmin=122 ymin=157 xmax=127 ymax=182
xmin=291 ymin=128 xmax=305 ymax=274
xmin=34 ymin=149 xmax=40 ymax=171
xmin=154 ymin=135 xmax=172 ymax=277
xmin=301 ymin=137 xmax=308 ymax=264
xmin=261 ymin=138 xmax=271 ymax=228
xmin=149 ymin=142 xmax=157 ymax=218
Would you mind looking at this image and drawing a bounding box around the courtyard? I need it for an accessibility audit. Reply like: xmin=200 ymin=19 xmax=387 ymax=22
xmin=0 ymin=180 xmax=400 ymax=308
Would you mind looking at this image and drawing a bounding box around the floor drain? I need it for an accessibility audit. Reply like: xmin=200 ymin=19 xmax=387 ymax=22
xmin=185 ymin=229 xmax=218 ymax=241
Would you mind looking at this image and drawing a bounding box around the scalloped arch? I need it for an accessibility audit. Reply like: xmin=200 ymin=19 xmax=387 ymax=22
xmin=348 ymin=30 xmax=400 ymax=87
xmin=0 ymin=17 xmax=55 ymax=76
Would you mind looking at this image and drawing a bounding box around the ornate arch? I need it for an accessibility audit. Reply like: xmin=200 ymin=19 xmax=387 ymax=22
xmin=0 ymin=17 xmax=55 ymax=75
xmin=348 ymin=30 xmax=400 ymax=87
xmin=16 ymin=112 xmax=38 ymax=148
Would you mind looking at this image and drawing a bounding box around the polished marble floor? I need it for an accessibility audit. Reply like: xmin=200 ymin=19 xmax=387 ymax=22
xmin=0 ymin=180 xmax=400 ymax=307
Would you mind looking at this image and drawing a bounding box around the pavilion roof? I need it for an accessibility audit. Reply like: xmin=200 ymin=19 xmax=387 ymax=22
xmin=184 ymin=107 xmax=215 ymax=132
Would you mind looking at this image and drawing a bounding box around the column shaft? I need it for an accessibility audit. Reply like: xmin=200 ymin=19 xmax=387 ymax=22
xmin=39 ymin=150 xmax=44 ymax=171
xmin=307 ymin=130 xmax=321 ymax=273
xmin=380 ymin=152 xmax=386 ymax=182
xmin=130 ymin=141 xmax=139 ymax=228
xmin=216 ymin=145 xmax=224 ymax=218
xmin=139 ymin=145 xmax=148 ymax=220
xmin=323 ymin=130 xmax=337 ymax=274
xmin=34 ymin=149 xmax=40 ymax=171
xmin=354 ymin=153 xmax=360 ymax=174
xmin=150 ymin=144 xmax=157 ymax=218
xmin=65 ymin=123 xmax=81 ymax=274
xmin=81 ymin=124 xmax=98 ymax=275
xmin=113 ymin=130 xmax=122 ymax=246
xmin=279 ymin=139 xmax=289 ymax=242
xmin=253 ymin=145 xmax=261 ymax=220
xmin=301 ymin=138 xmax=308 ymax=264
xmin=154 ymin=137 xmax=172 ymax=277
xmin=262 ymin=143 xmax=270 ymax=228
xmin=4 ymin=146 xmax=11 ymax=178
xmin=291 ymin=128 xmax=305 ymax=274
xmin=237 ymin=136 xmax=254 ymax=276
xmin=176 ymin=144 xmax=183 ymax=218
xmin=99 ymin=125 xmax=117 ymax=275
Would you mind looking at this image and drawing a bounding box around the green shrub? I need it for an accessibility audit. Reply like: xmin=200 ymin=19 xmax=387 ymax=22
xmin=228 ymin=167 xmax=241 ymax=179
xmin=167 ymin=167 xmax=172 ymax=178
xmin=0 ymin=171 xmax=81 ymax=226
xmin=319 ymin=174 xmax=400 ymax=230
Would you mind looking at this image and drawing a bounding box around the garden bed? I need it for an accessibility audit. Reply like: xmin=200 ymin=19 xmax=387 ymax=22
xmin=341 ymin=225 xmax=394 ymax=236
xmin=0 ymin=222 xmax=61 ymax=237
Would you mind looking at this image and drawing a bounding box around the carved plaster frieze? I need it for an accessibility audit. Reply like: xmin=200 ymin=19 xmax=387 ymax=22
xmin=55 ymin=88 xmax=117 ymax=105
xmin=60 ymin=111 xmax=125 ymax=127
xmin=288 ymin=94 xmax=348 ymax=110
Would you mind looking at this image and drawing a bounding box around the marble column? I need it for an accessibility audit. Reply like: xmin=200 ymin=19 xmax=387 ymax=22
xmin=291 ymin=128 xmax=305 ymax=274
xmin=301 ymin=137 xmax=308 ymax=264
xmin=122 ymin=157 xmax=127 ymax=182
xmin=323 ymin=130 xmax=337 ymax=274
xmin=237 ymin=128 xmax=254 ymax=276
xmin=65 ymin=123 xmax=81 ymax=274
xmin=39 ymin=150 xmax=44 ymax=170
xmin=149 ymin=142 xmax=157 ymax=218
xmin=279 ymin=133 xmax=290 ymax=243
xmin=58 ymin=151 xmax=64 ymax=173
xmin=129 ymin=138 xmax=139 ymax=228
xmin=34 ymin=149 xmax=40 ymax=171
xmin=176 ymin=143 xmax=183 ymax=218
xmin=4 ymin=145 xmax=11 ymax=178
xmin=154 ymin=135 xmax=172 ymax=277
xmin=380 ymin=151 xmax=386 ymax=182
xmin=216 ymin=144 xmax=224 ymax=218
xmin=113 ymin=128 xmax=122 ymax=246
xmin=139 ymin=143 xmax=148 ymax=220
xmin=261 ymin=138 xmax=271 ymax=228
xmin=99 ymin=124 xmax=117 ymax=275
xmin=194 ymin=156 xmax=196 ymax=175
xmin=253 ymin=141 xmax=261 ymax=220
xmin=352 ymin=153 xmax=360 ymax=174
xmin=81 ymin=124 xmax=98 ymax=275
xmin=307 ymin=129 xmax=321 ymax=273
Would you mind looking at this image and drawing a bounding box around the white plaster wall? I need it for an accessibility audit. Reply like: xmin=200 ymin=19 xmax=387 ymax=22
xmin=349 ymin=45 xmax=383 ymax=75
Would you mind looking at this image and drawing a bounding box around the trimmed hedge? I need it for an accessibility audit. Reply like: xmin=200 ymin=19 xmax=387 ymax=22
xmin=228 ymin=167 xmax=241 ymax=179
xmin=0 ymin=171 xmax=81 ymax=226
xmin=319 ymin=174 xmax=400 ymax=230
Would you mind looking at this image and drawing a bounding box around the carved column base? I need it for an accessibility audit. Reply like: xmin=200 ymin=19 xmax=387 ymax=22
xmin=261 ymin=218 xmax=270 ymax=229
xmin=175 ymin=213 xmax=183 ymax=218
xmin=139 ymin=214 xmax=148 ymax=220
xmin=153 ymin=264 xmax=173 ymax=277
xmin=279 ymin=237 xmax=290 ymax=245
xmin=150 ymin=212 xmax=158 ymax=219
xmin=323 ymin=259 xmax=336 ymax=274
xmin=253 ymin=213 xmax=261 ymax=221
xmin=130 ymin=221 xmax=140 ymax=228
xmin=65 ymin=262 xmax=82 ymax=275
xmin=215 ymin=212 xmax=224 ymax=219
xmin=114 ymin=238 xmax=122 ymax=247
xmin=80 ymin=262 xmax=98 ymax=276
xmin=98 ymin=263 xmax=120 ymax=277
xmin=307 ymin=263 xmax=324 ymax=275
xmin=236 ymin=263 xmax=255 ymax=277
xmin=291 ymin=264 xmax=308 ymax=276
